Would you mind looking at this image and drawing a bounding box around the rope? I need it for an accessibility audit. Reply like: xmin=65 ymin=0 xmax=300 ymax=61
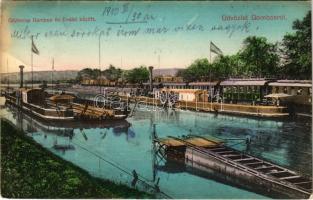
xmin=70 ymin=138 xmax=172 ymax=199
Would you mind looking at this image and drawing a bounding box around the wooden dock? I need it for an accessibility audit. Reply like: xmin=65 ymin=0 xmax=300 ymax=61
xmin=158 ymin=136 xmax=222 ymax=148
xmin=153 ymin=135 xmax=312 ymax=199
xmin=120 ymin=95 xmax=289 ymax=118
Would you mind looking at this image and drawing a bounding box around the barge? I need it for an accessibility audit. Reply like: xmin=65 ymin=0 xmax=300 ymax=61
xmin=153 ymin=136 xmax=312 ymax=199
xmin=4 ymin=88 xmax=129 ymax=122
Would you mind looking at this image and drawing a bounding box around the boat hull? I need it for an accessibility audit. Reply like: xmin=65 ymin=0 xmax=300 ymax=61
xmin=5 ymin=95 xmax=128 ymax=122
xmin=185 ymin=147 xmax=311 ymax=199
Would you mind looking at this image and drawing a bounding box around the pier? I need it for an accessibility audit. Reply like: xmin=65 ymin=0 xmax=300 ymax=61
xmin=153 ymin=135 xmax=312 ymax=199
xmin=120 ymin=95 xmax=289 ymax=118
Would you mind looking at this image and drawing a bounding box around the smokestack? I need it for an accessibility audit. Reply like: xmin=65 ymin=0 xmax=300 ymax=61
xmin=148 ymin=66 xmax=153 ymax=91
xmin=19 ymin=65 xmax=24 ymax=88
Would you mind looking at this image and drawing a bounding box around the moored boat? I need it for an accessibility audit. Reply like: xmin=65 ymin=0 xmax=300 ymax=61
xmin=5 ymin=88 xmax=74 ymax=121
xmin=153 ymin=136 xmax=312 ymax=199
xmin=4 ymin=88 xmax=129 ymax=122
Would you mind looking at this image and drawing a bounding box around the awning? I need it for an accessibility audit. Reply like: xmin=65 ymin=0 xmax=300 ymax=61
xmin=142 ymin=82 xmax=159 ymax=86
xmin=189 ymin=82 xmax=217 ymax=86
xmin=268 ymin=82 xmax=312 ymax=87
xmin=162 ymin=82 xmax=187 ymax=86
xmin=220 ymin=80 xmax=267 ymax=86
xmin=160 ymin=89 xmax=205 ymax=94
xmin=264 ymin=93 xmax=292 ymax=98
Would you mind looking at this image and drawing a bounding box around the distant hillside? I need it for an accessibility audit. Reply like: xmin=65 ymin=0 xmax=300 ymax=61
xmin=0 ymin=68 xmax=184 ymax=83
xmin=0 ymin=70 xmax=78 ymax=83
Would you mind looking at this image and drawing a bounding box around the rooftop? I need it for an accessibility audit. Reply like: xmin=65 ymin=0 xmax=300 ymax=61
xmin=160 ymin=89 xmax=207 ymax=93
xmin=269 ymin=80 xmax=312 ymax=87
xmin=220 ymin=80 xmax=269 ymax=86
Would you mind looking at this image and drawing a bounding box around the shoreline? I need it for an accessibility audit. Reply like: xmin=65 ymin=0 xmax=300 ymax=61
xmin=0 ymin=119 xmax=154 ymax=199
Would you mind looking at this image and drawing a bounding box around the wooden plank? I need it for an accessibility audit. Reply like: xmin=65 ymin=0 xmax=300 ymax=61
xmin=294 ymin=181 xmax=312 ymax=185
xmin=245 ymin=162 xmax=264 ymax=166
xmin=294 ymin=182 xmax=313 ymax=190
xmin=217 ymin=151 xmax=235 ymax=154
xmin=234 ymin=158 xmax=254 ymax=162
xmin=267 ymin=170 xmax=289 ymax=175
xmin=159 ymin=138 xmax=185 ymax=147
xmin=255 ymin=165 xmax=276 ymax=170
xmin=209 ymin=147 xmax=227 ymax=151
xmin=223 ymin=154 xmax=241 ymax=157
xmin=280 ymin=175 xmax=301 ymax=180
xmin=185 ymin=137 xmax=221 ymax=147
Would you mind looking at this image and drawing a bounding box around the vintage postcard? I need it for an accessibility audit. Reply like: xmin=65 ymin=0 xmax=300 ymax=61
xmin=0 ymin=1 xmax=312 ymax=199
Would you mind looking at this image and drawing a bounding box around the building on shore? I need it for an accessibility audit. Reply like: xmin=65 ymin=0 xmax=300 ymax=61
xmin=143 ymin=76 xmax=186 ymax=90
xmin=81 ymin=76 xmax=116 ymax=87
xmin=155 ymin=88 xmax=208 ymax=102
xmin=219 ymin=78 xmax=272 ymax=104
xmin=78 ymin=76 xmax=312 ymax=115
xmin=268 ymin=80 xmax=312 ymax=114
xmin=188 ymin=81 xmax=218 ymax=90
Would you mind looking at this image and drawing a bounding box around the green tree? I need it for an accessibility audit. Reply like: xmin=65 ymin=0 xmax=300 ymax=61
xmin=103 ymin=65 xmax=122 ymax=81
xmin=239 ymin=36 xmax=279 ymax=77
xmin=76 ymin=68 xmax=101 ymax=81
xmin=179 ymin=58 xmax=215 ymax=82
xmin=281 ymin=11 xmax=311 ymax=79
xmin=212 ymin=54 xmax=243 ymax=78
xmin=125 ymin=66 xmax=149 ymax=84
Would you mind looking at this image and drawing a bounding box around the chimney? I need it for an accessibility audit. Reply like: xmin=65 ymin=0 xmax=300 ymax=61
xmin=148 ymin=66 xmax=153 ymax=91
xmin=19 ymin=65 xmax=24 ymax=88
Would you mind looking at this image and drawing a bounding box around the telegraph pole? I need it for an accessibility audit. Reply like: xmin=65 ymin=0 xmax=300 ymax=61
xmin=99 ymin=34 xmax=101 ymax=93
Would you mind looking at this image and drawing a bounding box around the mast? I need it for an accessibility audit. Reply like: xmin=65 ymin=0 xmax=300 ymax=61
xmin=52 ymin=58 xmax=54 ymax=93
xmin=209 ymin=41 xmax=213 ymax=111
xmin=158 ymin=51 xmax=161 ymax=77
xmin=30 ymin=35 xmax=40 ymax=89
xmin=209 ymin=41 xmax=212 ymax=63
xmin=120 ymin=57 xmax=123 ymax=85
xmin=99 ymin=35 xmax=101 ymax=93
xmin=7 ymin=58 xmax=9 ymax=90
xmin=31 ymin=41 xmax=34 ymax=89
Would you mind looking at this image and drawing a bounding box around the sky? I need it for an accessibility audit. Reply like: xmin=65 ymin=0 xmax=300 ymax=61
xmin=0 ymin=1 xmax=311 ymax=73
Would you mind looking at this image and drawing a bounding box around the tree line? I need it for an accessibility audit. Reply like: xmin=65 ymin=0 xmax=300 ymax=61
xmin=76 ymin=11 xmax=311 ymax=84
xmin=178 ymin=11 xmax=311 ymax=81
xmin=76 ymin=65 xmax=149 ymax=84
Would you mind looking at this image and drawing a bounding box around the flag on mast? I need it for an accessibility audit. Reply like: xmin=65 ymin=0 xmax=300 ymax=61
xmin=210 ymin=41 xmax=223 ymax=55
xmin=31 ymin=36 xmax=40 ymax=55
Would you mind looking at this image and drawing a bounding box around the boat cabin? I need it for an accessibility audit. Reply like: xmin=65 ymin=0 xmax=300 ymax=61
xmin=220 ymin=79 xmax=271 ymax=104
xmin=156 ymin=89 xmax=208 ymax=102
xmin=268 ymin=80 xmax=312 ymax=114
xmin=17 ymin=88 xmax=46 ymax=106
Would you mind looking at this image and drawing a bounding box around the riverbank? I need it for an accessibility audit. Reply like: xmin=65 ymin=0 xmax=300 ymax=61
xmin=0 ymin=119 xmax=154 ymax=198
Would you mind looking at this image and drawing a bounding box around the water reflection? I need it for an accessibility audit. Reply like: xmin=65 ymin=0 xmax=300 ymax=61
xmin=1 ymin=104 xmax=168 ymax=197
xmin=1 ymin=104 xmax=311 ymax=199
xmin=137 ymin=108 xmax=312 ymax=176
xmin=5 ymin=103 xmax=132 ymax=137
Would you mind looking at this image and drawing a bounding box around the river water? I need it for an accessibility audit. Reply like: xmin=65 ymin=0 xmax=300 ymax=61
xmin=1 ymin=103 xmax=311 ymax=199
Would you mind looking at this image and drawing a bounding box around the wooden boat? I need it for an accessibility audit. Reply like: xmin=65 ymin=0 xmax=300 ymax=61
xmin=5 ymin=88 xmax=74 ymax=121
xmin=4 ymin=88 xmax=129 ymax=122
xmin=153 ymin=136 xmax=312 ymax=199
